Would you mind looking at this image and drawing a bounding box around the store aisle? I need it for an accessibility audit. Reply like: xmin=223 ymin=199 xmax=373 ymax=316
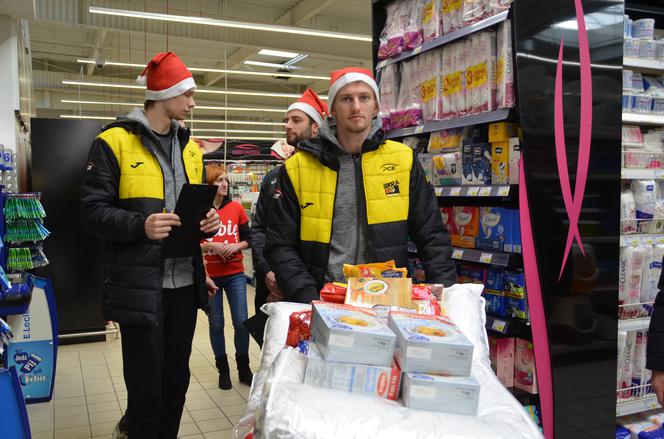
xmin=26 ymin=286 xmax=260 ymax=439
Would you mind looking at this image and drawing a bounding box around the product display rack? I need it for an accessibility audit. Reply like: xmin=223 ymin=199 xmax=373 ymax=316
xmin=372 ymin=0 xmax=538 ymax=423
xmin=617 ymin=1 xmax=664 ymax=427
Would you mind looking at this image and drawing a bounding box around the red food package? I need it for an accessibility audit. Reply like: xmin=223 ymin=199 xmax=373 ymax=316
xmin=286 ymin=310 xmax=311 ymax=348
xmin=320 ymin=282 xmax=347 ymax=304
xmin=412 ymin=284 xmax=434 ymax=300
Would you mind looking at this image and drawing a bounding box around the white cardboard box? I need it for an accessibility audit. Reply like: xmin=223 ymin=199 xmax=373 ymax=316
xmin=402 ymin=372 xmax=480 ymax=415
xmin=311 ymin=301 xmax=396 ymax=366
xmin=304 ymin=342 xmax=402 ymax=400
xmin=388 ymin=312 xmax=473 ymax=375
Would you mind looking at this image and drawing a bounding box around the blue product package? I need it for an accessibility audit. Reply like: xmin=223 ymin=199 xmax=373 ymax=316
xmin=505 ymin=271 xmax=528 ymax=320
xmin=617 ymin=425 xmax=630 ymax=439
xmin=638 ymin=425 xmax=664 ymax=439
xmin=471 ymin=143 xmax=492 ymax=185
xmin=485 ymin=268 xmax=505 ymax=292
xmin=476 ymin=207 xmax=512 ymax=252
xmin=462 ymin=141 xmax=474 ymax=184
xmin=467 ymin=265 xmax=487 ymax=284
xmin=512 ymin=210 xmax=522 ymax=253
xmin=483 ymin=289 xmax=507 ymax=318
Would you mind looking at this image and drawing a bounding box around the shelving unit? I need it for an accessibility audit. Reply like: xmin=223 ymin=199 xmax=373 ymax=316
xmin=624 ymin=57 xmax=664 ymax=73
xmin=620 ymin=234 xmax=664 ymax=247
xmin=621 ymin=169 xmax=664 ymax=180
xmin=622 ymin=113 xmax=664 ymax=126
xmin=385 ymin=108 xmax=511 ymax=139
xmin=617 ymin=396 xmax=661 ymax=417
xmin=618 ymin=318 xmax=651 ymax=332
xmin=376 ymin=11 xmax=510 ymax=69
xmin=486 ymin=314 xmax=531 ymax=338
xmin=451 ymin=247 xmax=523 ymax=268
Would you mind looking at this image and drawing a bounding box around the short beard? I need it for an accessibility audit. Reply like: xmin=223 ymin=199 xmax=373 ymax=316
xmin=286 ymin=125 xmax=313 ymax=145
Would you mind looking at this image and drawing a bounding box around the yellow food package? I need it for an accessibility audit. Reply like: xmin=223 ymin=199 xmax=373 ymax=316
xmin=345 ymin=277 xmax=413 ymax=309
xmin=342 ymin=261 xmax=408 ymax=279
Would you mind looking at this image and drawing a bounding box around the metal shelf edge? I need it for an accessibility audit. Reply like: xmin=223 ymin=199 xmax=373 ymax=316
xmin=386 ymin=108 xmax=511 ymax=138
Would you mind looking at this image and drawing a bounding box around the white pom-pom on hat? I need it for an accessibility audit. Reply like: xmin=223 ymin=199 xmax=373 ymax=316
xmin=136 ymin=74 xmax=147 ymax=86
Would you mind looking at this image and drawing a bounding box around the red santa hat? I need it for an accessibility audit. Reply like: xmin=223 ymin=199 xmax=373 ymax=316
xmin=327 ymin=67 xmax=380 ymax=109
xmin=136 ymin=52 xmax=197 ymax=101
xmin=285 ymin=88 xmax=329 ymax=125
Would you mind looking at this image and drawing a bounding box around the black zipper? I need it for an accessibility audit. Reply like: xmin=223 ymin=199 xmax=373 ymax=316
xmin=356 ymin=154 xmax=377 ymax=262
xmin=353 ymin=155 xmax=363 ymax=265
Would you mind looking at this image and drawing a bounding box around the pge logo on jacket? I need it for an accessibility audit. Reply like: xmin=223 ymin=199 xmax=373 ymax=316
xmin=381 ymin=163 xmax=398 ymax=173
xmin=383 ymin=180 xmax=400 ymax=197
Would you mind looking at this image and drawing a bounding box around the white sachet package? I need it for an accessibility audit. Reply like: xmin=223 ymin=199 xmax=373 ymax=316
xmin=651 ymin=244 xmax=664 ymax=303
xmin=632 ymin=179 xmax=658 ymax=231
xmin=640 ymin=244 xmax=654 ymax=312
xmin=496 ymin=19 xmax=514 ymax=108
xmin=620 ymin=331 xmax=637 ymax=398
xmin=621 ymin=189 xmax=638 ymax=234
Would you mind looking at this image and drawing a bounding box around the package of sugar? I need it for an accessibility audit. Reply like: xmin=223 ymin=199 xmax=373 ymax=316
xmin=388 ymin=312 xmax=474 ymax=375
xmin=402 ymin=372 xmax=480 ymax=415
xmin=419 ymin=50 xmax=441 ymax=122
xmin=496 ymin=19 xmax=514 ymax=109
xmin=442 ymin=0 xmax=463 ymax=34
xmin=310 ymin=301 xmax=397 ymax=367
xmin=304 ymin=342 xmax=403 ymax=401
xmin=421 ymin=0 xmax=442 ymax=43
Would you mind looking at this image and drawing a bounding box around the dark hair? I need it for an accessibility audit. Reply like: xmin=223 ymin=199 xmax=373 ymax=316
xmin=144 ymin=100 xmax=156 ymax=110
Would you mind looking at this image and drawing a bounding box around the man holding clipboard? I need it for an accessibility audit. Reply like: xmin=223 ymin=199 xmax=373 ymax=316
xmin=80 ymin=52 xmax=220 ymax=439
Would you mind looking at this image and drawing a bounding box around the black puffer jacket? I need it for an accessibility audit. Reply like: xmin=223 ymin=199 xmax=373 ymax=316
xmin=647 ymin=259 xmax=664 ymax=370
xmin=251 ymin=166 xmax=281 ymax=281
xmin=80 ymin=118 xmax=208 ymax=326
xmin=265 ymin=123 xmax=457 ymax=303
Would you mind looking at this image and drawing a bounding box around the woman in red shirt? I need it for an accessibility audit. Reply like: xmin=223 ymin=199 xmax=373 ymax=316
xmin=202 ymin=164 xmax=253 ymax=389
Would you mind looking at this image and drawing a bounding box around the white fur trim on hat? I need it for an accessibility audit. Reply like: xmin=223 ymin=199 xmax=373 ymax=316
xmin=286 ymin=102 xmax=323 ymax=125
xmin=328 ymin=72 xmax=380 ymax=109
xmin=145 ymin=76 xmax=197 ymax=101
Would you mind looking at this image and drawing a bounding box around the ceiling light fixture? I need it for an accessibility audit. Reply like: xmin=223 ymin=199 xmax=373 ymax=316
xmin=243 ymin=60 xmax=304 ymax=70
xmin=76 ymin=59 xmax=329 ymax=81
xmin=89 ymin=6 xmax=372 ymax=42
xmin=61 ymin=99 xmax=287 ymax=113
xmin=61 ymin=80 xmax=318 ymax=99
xmin=258 ymin=49 xmax=300 ymax=58
xmin=60 ymin=114 xmax=115 ymax=120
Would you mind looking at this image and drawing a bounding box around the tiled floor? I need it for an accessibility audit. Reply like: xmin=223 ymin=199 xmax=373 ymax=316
xmin=27 ymin=286 xmax=260 ymax=439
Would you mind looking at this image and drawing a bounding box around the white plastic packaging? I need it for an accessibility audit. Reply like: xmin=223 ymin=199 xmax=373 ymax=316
xmin=378 ymin=63 xmax=400 ymax=131
xmin=404 ymin=0 xmax=424 ymax=50
xmin=421 ymin=0 xmax=442 ymax=43
xmin=442 ymin=0 xmax=463 ymax=34
xmin=640 ymin=245 xmax=654 ymax=307
xmin=634 ymin=18 xmax=655 ymax=41
xmin=419 ymin=50 xmax=441 ymax=122
xmin=463 ymin=0 xmax=491 ymax=26
xmin=496 ymin=19 xmax=514 ymax=108
xmin=621 ymin=189 xmax=637 ymax=234
xmin=394 ymin=58 xmax=423 ymax=128
xmin=651 ymin=244 xmax=664 ymax=303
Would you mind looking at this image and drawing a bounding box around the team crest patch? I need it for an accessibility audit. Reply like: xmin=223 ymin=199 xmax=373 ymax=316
xmin=384 ymin=180 xmax=400 ymax=197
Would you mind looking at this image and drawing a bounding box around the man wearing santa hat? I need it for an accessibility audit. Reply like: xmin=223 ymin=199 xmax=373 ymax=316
xmin=247 ymin=89 xmax=327 ymax=346
xmin=265 ymin=67 xmax=457 ymax=303
xmin=80 ymin=52 xmax=220 ymax=438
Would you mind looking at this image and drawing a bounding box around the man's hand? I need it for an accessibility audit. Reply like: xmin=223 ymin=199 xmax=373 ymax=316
xmin=265 ymin=271 xmax=283 ymax=302
xmin=145 ymin=212 xmax=181 ymax=240
xmin=653 ymin=370 xmax=664 ymax=406
xmin=200 ymin=208 xmax=220 ymax=234
xmin=205 ymin=276 xmax=219 ymax=299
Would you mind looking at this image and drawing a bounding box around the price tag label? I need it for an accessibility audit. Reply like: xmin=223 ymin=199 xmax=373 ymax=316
xmin=479 ymin=253 xmax=493 ymax=264
xmin=657 ymin=237 xmax=664 ymax=244
xmin=376 ymin=60 xmax=387 ymax=69
xmin=629 ymin=237 xmax=641 ymax=246
xmin=497 ymin=186 xmax=510 ymax=196
xmin=412 ymin=46 xmax=423 ymax=56
xmin=450 ymin=187 xmax=462 ymax=196
xmin=479 ymin=187 xmax=492 ymax=196
xmin=655 ymin=170 xmax=664 ymax=179
xmin=644 ymin=237 xmax=655 ymax=245
xmin=452 ymin=249 xmax=464 ymax=259
xmin=467 ymin=187 xmax=480 ymax=196
xmin=491 ymin=319 xmax=506 ymax=333
xmin=414 ymin=125 xmax=425 ymax=134
xmin=435 ymin=187 xmax=443 ymax=196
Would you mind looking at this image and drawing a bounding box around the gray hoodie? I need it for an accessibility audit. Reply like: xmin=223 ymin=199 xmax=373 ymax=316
xmin=123 ymin=108 xmax=194 ymax=289
xmin=317 ymin=118 xmax=383 ymax=283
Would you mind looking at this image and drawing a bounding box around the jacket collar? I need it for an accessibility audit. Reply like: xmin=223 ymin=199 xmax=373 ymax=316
xmin=101 ymin=108 xmax=191 ymax=149
xmin=296 ymin=117 xmax=385 ymax=170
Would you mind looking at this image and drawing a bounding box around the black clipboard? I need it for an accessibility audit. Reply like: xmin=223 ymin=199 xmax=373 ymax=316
xmin=161 ymin=183 xmax=218 ymax=258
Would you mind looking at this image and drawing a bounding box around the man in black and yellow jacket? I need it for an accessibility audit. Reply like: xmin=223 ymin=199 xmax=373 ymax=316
xmin=80 ymin=53 xmax=220 ymax=439
xmin=265 ymin=67 xmax=457 ymax=303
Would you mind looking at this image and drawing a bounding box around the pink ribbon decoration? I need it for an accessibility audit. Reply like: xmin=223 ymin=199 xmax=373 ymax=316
xmin=520 ymin=159 xmax=554 ymax=439
xmin=554 ymin=0 xmax=593 ymax=279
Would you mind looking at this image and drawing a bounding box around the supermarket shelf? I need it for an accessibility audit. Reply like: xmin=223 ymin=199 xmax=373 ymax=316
xmin=376 ymin=11 xmax=509 ymax=69
xmin=451 ymin=247 xmax=522 ymax=268
xmin=618 ymin=318 xmax=651 ymax=332
xmin=386 ymin=108 xmax=511 ymax=138
xmin=435 ymin=185 xmax=514 ymax=198
xmin=624 ymin=57 xmax=664 ymax=73
xmin=617 ymin=395 xmax=661 ymax=417
xmin=620 ymin=234 xmax=664 ymax=247
xmin=507 ymin=387 xmax=539 ymax=407
xmin=486 ymin=315 xmax=531 ymax=338
xmin=622 ymin=169 xmax=664 ymax=180
xmin=622 ymin=112 xmax=664 ymax=126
